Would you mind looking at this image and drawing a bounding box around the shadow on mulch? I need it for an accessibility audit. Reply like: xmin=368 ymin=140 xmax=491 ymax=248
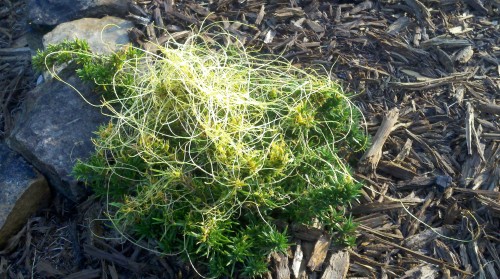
xmin=1 ymin=194 xmax=187 ymax=279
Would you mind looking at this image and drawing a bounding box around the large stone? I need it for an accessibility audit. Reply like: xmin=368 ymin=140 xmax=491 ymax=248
xmin=43 ymin=16 xmax=134 ymax=55
xmin=28 ymin=0 xmax=130 ymax=27
xmin=0 ymin=142 xmax=50 ymax=248
xmin=7 ymin=65 xmax=109 ymax=202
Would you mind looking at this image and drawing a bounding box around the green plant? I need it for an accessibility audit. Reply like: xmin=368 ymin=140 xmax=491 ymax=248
xmin=35 ymin=29 xmax=369 ymax=277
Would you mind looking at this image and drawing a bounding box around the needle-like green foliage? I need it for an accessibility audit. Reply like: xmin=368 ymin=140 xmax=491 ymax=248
xmin=34 ymin=28 xmax=369 ymax=277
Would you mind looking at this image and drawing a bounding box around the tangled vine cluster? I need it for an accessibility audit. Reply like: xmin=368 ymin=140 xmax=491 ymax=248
xmin=34 ymin=29 xmax=368 ymax=277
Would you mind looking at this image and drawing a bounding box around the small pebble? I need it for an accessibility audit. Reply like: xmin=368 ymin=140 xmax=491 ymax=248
xmin=36 ymin=74 xmax=44 ymax=85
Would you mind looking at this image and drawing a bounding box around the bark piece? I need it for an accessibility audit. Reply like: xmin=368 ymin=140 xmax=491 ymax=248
xmin=306 ymin=20 xmax=324 ymax=33
xmin=392 ymin=72 xmax=472 ymax=90
xmin=455 ymin=46 xmax=474 ymax=63
xmin=320 ymin=249 xmax=349 ymax=279
xmin=378 ymin=161 xmax=417 ymax=180
xmin=291 ymin=241 xmax=304 ymax=278
xmin=272 ymin=252 xmax=291 ymax=279
xmin=386 ymin=16 xmax=410 ymax=36
xmin=394 ymin=138 xmax=413 ymax=162
xmin=396 ymin=176 xmax=436 ymax=190
xmin=363 ymin=231 xmax=471 ymax=275
xmin=350 ymin=1 xmax=373 ymax=15
xmin=84 ymin=244 xmax=144 ymax=272
xmin=255 ymin=5 xmax=265 ymax=25
xmin=291 ymin=224 xmax=324 ymax=242
xmin=307 ymin=234 xmax=331 ymax=271
xmin=421 ymin=37 xmax=472 ymax=49
xmin=477 ymin=102 xmax=500 ymax=115
xmin=462 ymin=0 xmax=489 ymax=15
xmin=406 ymin=130 xmax=456 ymax=175
xmin=434 ymin=47 xmax=455 ymax=72
xmin=352 ymin=201 xmax=419 ymax=215
xmin=407 ymin=191 xmax=434 ymax=237
xmin=403 ymin=0 xmax=434 ymax=29
xmin=399 ymin=264 xmax=439 ymax=279
xmin=466 ymin=102 xmax=485 ymax=161
xmin=359 ymin=108 xmax=399 ymax=174
xmin=403 ymin=226 xmax=455 ymax=250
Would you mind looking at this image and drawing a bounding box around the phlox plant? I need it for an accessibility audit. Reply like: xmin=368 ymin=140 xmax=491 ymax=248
xmin=33 ymin=27 xmax=369 ymax=277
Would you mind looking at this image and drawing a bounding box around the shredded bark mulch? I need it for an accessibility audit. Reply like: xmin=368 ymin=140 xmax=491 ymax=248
xmin=0 ymin=0 xmax=35 ymax=139
xmin=1 ymin=0 xmax=499 ymax=278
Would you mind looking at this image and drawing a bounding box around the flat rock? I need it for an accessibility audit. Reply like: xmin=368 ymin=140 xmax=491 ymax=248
xmin=43 ymin=16 xmax=134 ymax=55
xmin=7 ymin=65 xmax=109 ymax=202
xmin=0 ymin=142 xmax=50 ymax=248
xmin=28 ymin=0 xmax=130 ymax=27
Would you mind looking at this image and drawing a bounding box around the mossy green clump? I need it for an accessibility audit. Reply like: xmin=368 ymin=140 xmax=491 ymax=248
xmin=34 ymin=31 xmax=369 ymax=277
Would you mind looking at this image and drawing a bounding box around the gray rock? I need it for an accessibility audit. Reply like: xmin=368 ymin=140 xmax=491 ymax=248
xmin=43 ymin=16 xmax=134 ymax=55
xmin=28 ymin=0 xmax=130 ymax=27
xmin=7 ymin=65 xmax=109 ymax=202
xmin=0 ymin=142 xmax=50 ymax=249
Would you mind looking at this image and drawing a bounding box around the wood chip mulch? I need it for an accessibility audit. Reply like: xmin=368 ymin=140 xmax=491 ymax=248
xmin=0 ymin=0 xmax=35 ymax=139
xmin=1 ymin=0 xmax=499 ymax=278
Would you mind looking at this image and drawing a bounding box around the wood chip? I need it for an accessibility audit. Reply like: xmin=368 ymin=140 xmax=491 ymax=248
xmin=399 ymin=264 xmax=439 ymax=279
xmin=350 ymin=1 xmax=373 ymax=15
xmin=359 ymin=108 xmax=399 ymax=174
xmin=272 ymin=252 xmax=291 ymax=279
xmin=306 ymin=19 xmax=324 ymax=33
xmin=36 ymin=260 xmax=66 ymax=277
xmin=434 ymin=239 xmax=460 ymax=266
xmin=434 ymin=47 xmax=455 ymax=72
xmin=403 ymin=0 xmax=435 ymax=29
xmin=291 ymin=224 xmax=324 ymax=242
xmin=396 ymin=176 xmax=435 ymax=189
xmin=378 ymin=161 xmax=417 ymax=180
xmin=84 ymin=245 xmax=143 ymax=272
xmin=255 ymin=5 xmax=265 ymax=25
xmin=463 ymin=0 xmax=489 ymax=15
xmin=264 ymin=29 xmax=276 ymax=44
xmin=392 ymin=72 xmax=473 ymax=90
xmin=452 ymin=84 xmax=466 ymax=104
xmin=307 ymin=234 xmax=331 ymax=271
xmin=477 ymin=102 xmax=500 ymax=114
xmin=406 ymin=130 xmax=457 ymax=174
xmin=394 ymin=138 xmax=413 ymax=162
xmin=352 ymin=200 xmax=420 ymax=215
xmin=404 ymin=226 xmax=455 ymax=249
xmin=421 ymin=37 xmax=472 ymax=49
xmin=466 ymin=102 xmax=485 ymax=161
xmin=466 ymin=102 xmax=475 ymax=157
xmin=455 ymin=46 xmax=474 ymax=63
xmin=291 ymin=241 xmax=304 ymax=278
xmin=0 ymin=47 xmax=31 ymax=56
xmin=407 ymin=191 xmax=434 ymax=236
xmin=273 ymin=7 xmax=305 ymax=19
xmin=363 ymin=232 xmax=471 ymax=275
xmin=64 ymin=269 xmax=101 ymax=279
xmin=153 ymin=7 xmax=164 ymax=29
xmin=320 ymin=249 xmax=349 ymax=279
xmin=386 ymin=16 xmax=410 ymax=36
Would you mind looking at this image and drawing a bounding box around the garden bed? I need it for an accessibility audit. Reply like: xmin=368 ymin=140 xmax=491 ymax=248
xmin=1 ymin=0 xmax=499 ymax=278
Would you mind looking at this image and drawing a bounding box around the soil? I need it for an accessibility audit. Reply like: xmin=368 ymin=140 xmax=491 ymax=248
xmin=1 ymin=0 xmax=499 ymax=278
